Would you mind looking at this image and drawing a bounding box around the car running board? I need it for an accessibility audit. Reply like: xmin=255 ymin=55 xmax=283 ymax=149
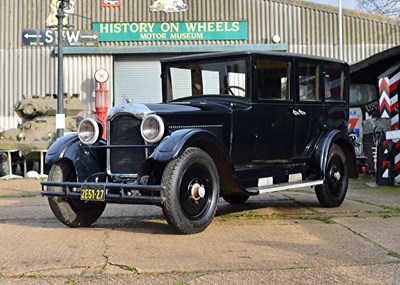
xmin=246 ymin=180 xmax=324 ymax=195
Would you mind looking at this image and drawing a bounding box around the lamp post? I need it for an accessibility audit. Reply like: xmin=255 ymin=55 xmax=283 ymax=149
xmin=338 ymin=0 xmax=343 ymax=60
xmin=56 ymin=0 xmax=68 ymax=138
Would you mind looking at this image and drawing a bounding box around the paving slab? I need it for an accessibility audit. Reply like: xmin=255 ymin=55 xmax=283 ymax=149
xmin=0 ymin=177 xmax=399 ymax=285
xmin=336 ymin=216 xmax=400 ymax=254
xmin=0 ymin=217 xmax=397 ymax=277
xmin=0 ymin=225 xmax=106 ymax=276
xmin=0 ymin=197 xmax=53 ymax=221
xmin=1 ymin=264 xmax=400 ymax=285
xmin=105 ymin=219 xmax=397 ymax=273
xmin=185 ymin=263 xmax=400 ymax=285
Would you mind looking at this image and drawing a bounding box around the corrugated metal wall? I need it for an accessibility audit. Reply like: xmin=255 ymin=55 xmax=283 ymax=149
xmin=0 ymin=0 xmax=114 ymax=130
xmin=70 ymin=0 xmax=400 ymax=57
xmin=1 ymin=0 xmax=399 ymax=129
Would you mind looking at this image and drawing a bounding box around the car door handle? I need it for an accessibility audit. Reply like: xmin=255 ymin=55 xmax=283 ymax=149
xmin=298 ymin=109 xmax=307 ymax=116
xmin=292 ymin=110 xmax=301 ymax=116
xmin=292 ymin=109 xmax=307 ymax=116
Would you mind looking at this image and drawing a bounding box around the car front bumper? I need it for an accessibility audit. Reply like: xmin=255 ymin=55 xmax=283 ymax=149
xmin=41 ymin=180 xmax=165 ymax=205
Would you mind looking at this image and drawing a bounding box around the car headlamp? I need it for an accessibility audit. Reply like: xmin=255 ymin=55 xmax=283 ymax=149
xmin=140 ymin=114 xmax=165 ymax=143
xmin=78 ymin=118 xmax=102 ymax=145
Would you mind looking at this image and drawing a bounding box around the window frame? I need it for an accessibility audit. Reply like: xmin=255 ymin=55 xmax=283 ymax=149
xmin=323 ymin=63 xmax=347 ymax=103
xmin=254 ymin=56 xmax=293 ymax=103
xmin=295 ymin=60 xmax=322 ymax=103
xmin=163 ymin=56 xmax=251 ymax=102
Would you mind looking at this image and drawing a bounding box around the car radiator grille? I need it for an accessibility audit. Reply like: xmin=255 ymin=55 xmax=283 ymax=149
xmin=108 ymin=114 xmax=145 ymax=175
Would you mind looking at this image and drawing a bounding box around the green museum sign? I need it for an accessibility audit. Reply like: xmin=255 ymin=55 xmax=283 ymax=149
xmin=92 ymin=21 xmax=248 ymax=42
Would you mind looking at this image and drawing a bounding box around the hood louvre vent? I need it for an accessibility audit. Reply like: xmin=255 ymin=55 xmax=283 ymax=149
xmin=169 ymin=124 xmax=223 ymax=140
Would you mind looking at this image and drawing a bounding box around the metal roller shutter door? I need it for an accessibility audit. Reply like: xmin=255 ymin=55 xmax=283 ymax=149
xmin=114 ymin=56 xmax=163 ymax=104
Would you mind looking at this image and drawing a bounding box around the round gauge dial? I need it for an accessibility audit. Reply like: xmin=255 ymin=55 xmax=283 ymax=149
xmin=94 ymin=69 xmax=109 ymax=83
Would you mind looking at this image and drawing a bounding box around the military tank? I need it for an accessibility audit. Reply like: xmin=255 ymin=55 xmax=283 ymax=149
xmin=0 ymin=94 xmax=84 ymax=177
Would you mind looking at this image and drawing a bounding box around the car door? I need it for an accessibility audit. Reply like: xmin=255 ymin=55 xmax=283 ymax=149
xmin=294 ymin=60 xmax=325 ymax=159
xmin=252 ymin=57 xmax=296 ymax=161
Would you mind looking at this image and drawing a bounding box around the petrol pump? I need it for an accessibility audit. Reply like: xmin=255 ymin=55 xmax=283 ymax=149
xmin=94 ymin=69 xmax=110 ymax=140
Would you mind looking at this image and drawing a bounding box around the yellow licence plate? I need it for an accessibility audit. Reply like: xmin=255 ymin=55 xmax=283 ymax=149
xmin=80 ymin=184 xmax=105 ymax=202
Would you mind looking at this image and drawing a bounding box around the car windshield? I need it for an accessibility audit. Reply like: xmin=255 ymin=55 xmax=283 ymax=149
xmin=165 ymin=58 xmax=248 ymax=102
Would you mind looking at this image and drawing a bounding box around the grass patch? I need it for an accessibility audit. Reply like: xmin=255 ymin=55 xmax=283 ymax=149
xmin=19 ymin=192 xmax=36 ymax=198
xmin=124 ymin=265 xmax=138 ymax=273
xmin=296 ymin=213 xmax=336 ymax=223
xmin=378 ymin=212 xmax=393 ymax=218
xmin=29 ymin=272 xmax=45 ymax=278
xmin=298 ymin=214 xmax=311 ymax=220
xmin=352 ymin=200 xmax=400 ymax=214
xmin=380 ymin=205 xmax=400 ymax=213
xmin=387 ymin=251 xmax=400 ymax=259
xmin=174 ymin=281 xmax=189 ymax=285
xmin=351 ymin=175 xmax=375 ymax=183
xmin=223 ymin=211 xmax=260 ymax=219
xmin=351 ymin=177 xmax=400 ymax=194
xmin=240 ymin=211 xmax=258 ymax=218
xmin=0 ymin=192 xmax=37 ymax=199
xmin=68 ymin=276 xmax=79 ymax=285
xmin=371 ymin=186 xmax=400 ymax=194
xmin=318 ymin=215 xmax=336 ymax=224
xmin=222 ymin=211 xmax=287 ymax=220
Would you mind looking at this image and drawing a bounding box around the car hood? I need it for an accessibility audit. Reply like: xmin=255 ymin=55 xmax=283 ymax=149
xmin=108 ymin=97 xmax=251 ymax=119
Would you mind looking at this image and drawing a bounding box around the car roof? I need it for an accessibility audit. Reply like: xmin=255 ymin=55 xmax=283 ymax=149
xmin=160 ymin=51 xmax=347 ymax=66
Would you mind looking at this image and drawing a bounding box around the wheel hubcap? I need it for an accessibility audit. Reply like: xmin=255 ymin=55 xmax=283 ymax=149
xmin=332 ymin=171 xmax=341 ymax=181
xmin=328 ymin=157 xmax=343 ymax=197
xmin=179 ymin=164 xmax=213 ymax=219
xmin=190 ymin=182 xmax=206 ymax=201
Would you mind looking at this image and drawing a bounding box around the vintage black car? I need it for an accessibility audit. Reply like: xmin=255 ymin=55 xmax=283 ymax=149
xmin=41 ymin=51 xmax=357 ymax=234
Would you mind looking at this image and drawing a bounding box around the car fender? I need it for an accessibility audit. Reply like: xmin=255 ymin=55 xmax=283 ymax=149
xmin=45 ymin=133 xmax=80 ymax=165
xmin=313 ymin=130 xmax=358 ymax=179
xmin=151 ymin=128 xmax=229 ymax=162
xmin=45 ymin=133 xmax=106 ymax=181
xmin=145 ymin=128 xmax=246 ymax=195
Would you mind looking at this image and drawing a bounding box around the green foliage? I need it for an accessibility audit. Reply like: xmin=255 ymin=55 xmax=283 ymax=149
xmin=124 ymin=265 xmax=138 ymax=273
xmin=318 ymin=215 xmax=336 ymax=224
xmin=174 ymin=281 xmax=189 ymax=285
xmin=68 ymin=276 xmax=79 ymax=285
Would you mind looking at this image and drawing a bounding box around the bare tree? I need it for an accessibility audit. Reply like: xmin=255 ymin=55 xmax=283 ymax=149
xmin=357 ymin=0 xmax=400 ymax=18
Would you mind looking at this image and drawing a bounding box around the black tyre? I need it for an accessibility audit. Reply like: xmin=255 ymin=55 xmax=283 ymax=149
xmin=0 ymin=152 xmax=9 ymax=177
xmin=315 ymin=144 xmax=348 ymax=207
xmin=0 ymin=152 xmax=19 ymax=176
xmin=47 ymin=160 xmax=106 ymax=227
xmin=223 ymin=194 xmax=249 ymax=204
xmin=162 ymin=147 xmax=220 ymax=234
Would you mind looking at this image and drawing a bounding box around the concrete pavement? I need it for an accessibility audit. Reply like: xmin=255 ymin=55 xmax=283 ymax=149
xmin=0 ymin=176 xmax=399 ymax=284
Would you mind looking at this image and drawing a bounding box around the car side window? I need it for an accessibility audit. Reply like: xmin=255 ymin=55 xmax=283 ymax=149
xmin=166 ymin=59 xmax=248 ymax=101
xmin=324 ymin=64 xmax=345 ymax=102
xmin=298 ymin=62 xmax=320 ymax=101
xmin=257 ymin=59 xmax=291 ymax=101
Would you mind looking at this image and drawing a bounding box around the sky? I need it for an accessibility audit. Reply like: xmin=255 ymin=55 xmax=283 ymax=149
xmin=307 ymin=0 xmax=358 ymax=10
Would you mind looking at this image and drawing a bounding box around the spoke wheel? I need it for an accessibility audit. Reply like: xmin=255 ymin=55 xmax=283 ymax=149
xmin=315 ymin=144 xmax=348 ymax=207
xmin=47 ymin=160 xmax=106 ymax=227
xmin=162 ymin=148 xmax=219 ymax=234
